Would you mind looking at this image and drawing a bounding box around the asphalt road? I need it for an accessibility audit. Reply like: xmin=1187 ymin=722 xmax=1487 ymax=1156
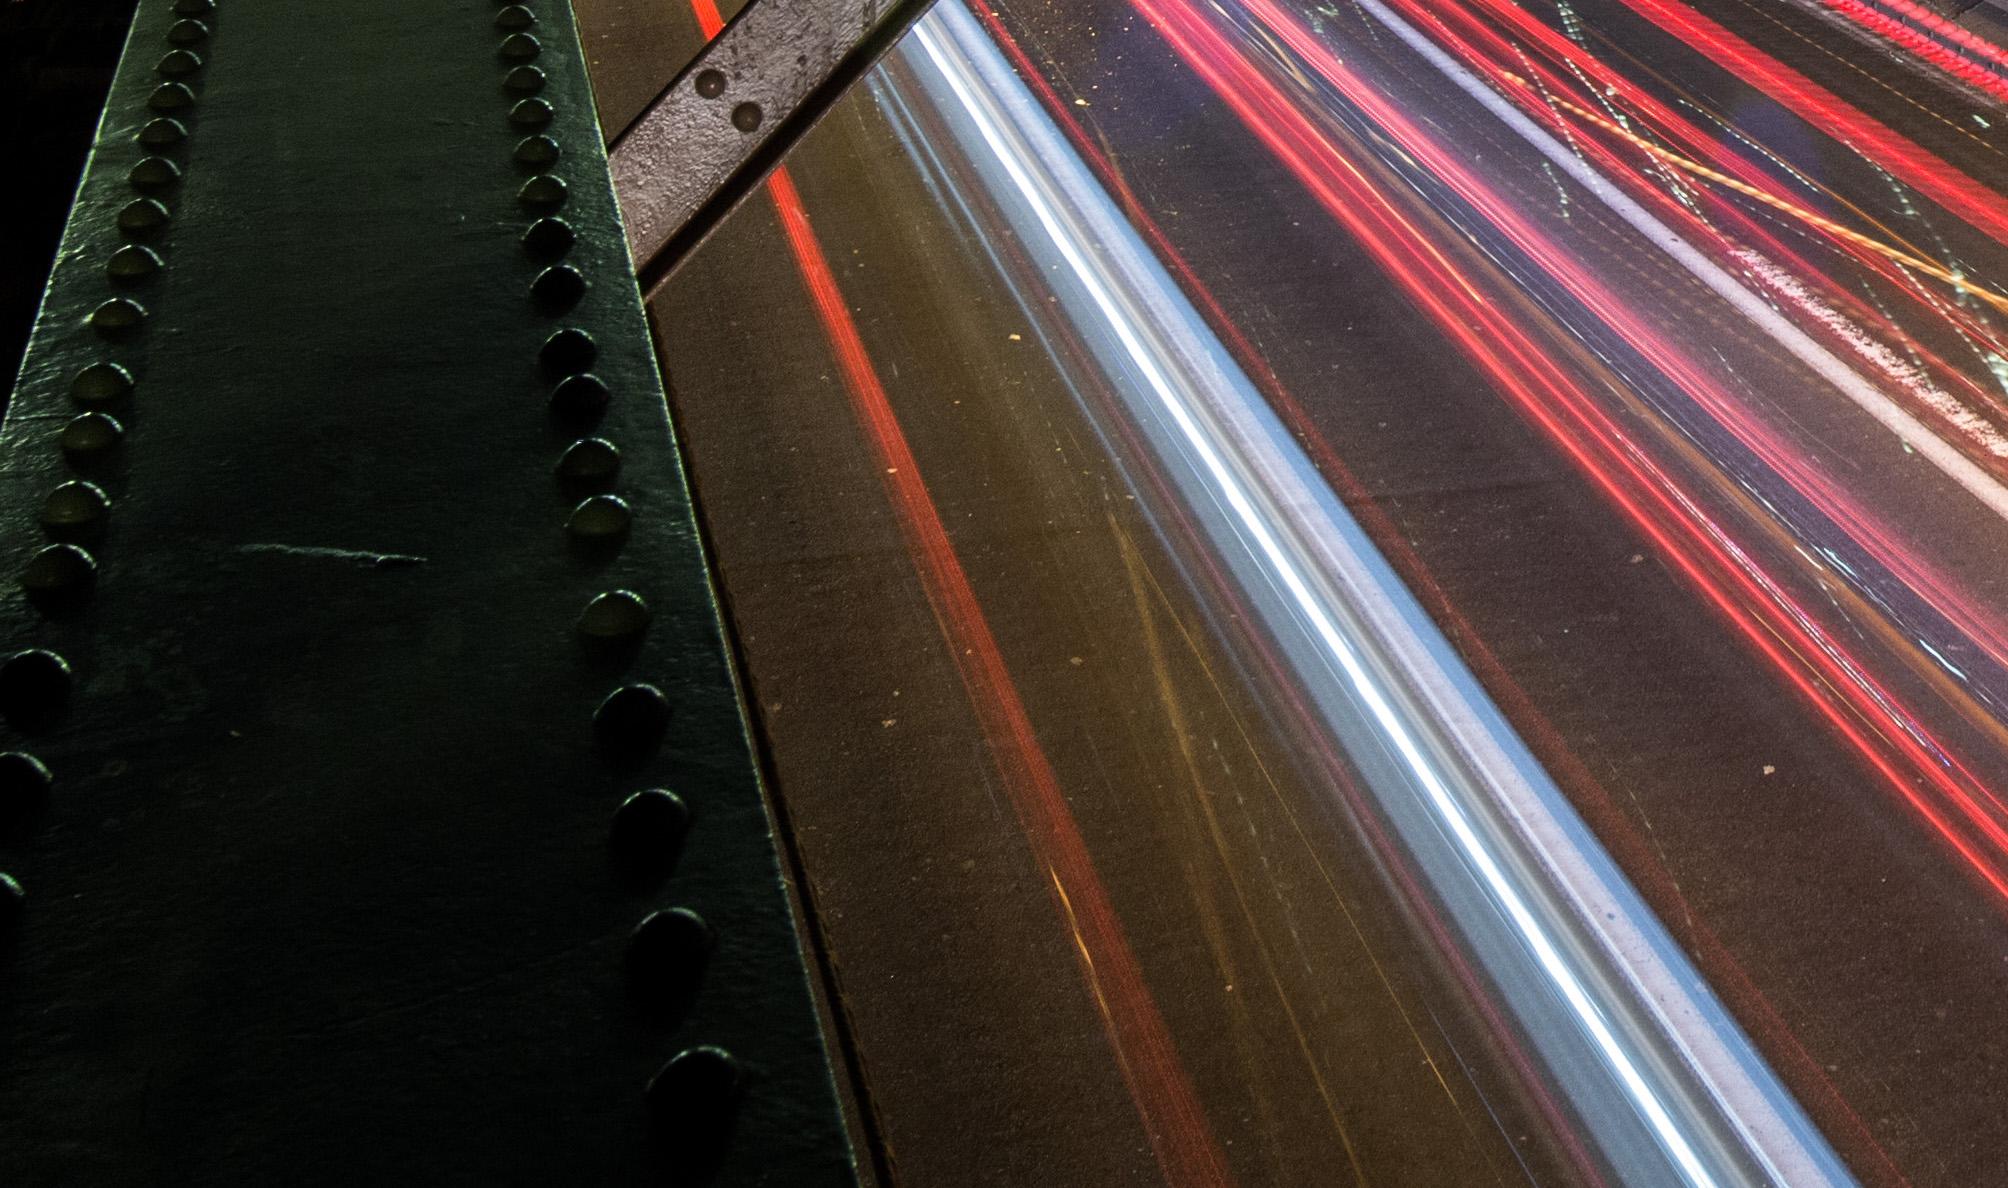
xmin=602 ymin=0 xmax=2008 ymax=1182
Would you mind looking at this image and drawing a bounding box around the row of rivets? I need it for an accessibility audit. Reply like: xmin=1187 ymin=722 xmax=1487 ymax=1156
xmin=6 ymin=0 xmax=223 ymax=945
xmin=484 ymin=0 xmax=740 ymax=1155
xmin=689 ymin=66 xmax=764 ymax=137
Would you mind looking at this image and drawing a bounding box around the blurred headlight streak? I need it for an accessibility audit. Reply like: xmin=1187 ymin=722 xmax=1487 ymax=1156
xmin=897 ymin=4 xmax=1859 ymax=1184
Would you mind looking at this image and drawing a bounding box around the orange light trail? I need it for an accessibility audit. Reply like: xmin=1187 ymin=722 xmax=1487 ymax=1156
xmin=1610 ymin=0 xmax=2008 ymax=246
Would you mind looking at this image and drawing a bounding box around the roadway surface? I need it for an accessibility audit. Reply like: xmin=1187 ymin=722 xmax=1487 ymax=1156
xmin=590 ymin=0 xmax=2008 ymax=1182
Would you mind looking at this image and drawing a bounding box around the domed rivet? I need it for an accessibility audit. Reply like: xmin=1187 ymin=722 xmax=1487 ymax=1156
xmin=626 ymin=907 xmax=714 ymax=1011
xmin=148 ymin=82 xmax=196 ymax=113
xmin=0 ymin=650 xmax=73 ymax=732
xmin=531 ymin=264 xmax=585 ymax=312
xmin=518 ymin=174 xmax=567 ymax=213
xmin=513 ymin=134 xmax=560 ymax=173
xmin=594 ymin=683 xmax=670 ymax=766
xmin=578 ymin=589 xmax=650 ymax=645
xmin=644 ymin=1046 xmax=744 ymax=1153
xmin=495 ymin=4 xmax=537 ymax=30
xmin=128 ymin=156 xmax=182 ymax=195
xmin=549 ymin=374 xmax=609 ymax=423
xmin=694 ymin=68 xmax=726 ymax=99
xmin=70 ymin=363 xmax=133 ymax=407
xmin=172 ymin=0 xmax=214 ymax=15
xmin=0 ymin=753 xmax=53 ymax=840
xmin=499 ymin=32 xmax=542 ymax=62
xmin=566 ymin=492 xmax=631 ymax=542
xmin=0 ymin=873 xmax=23 ymax=942
xmin=89 ymin=298 xmax=146 ymax=339
xmin=22 ymin=544 xmax=97 ymax=615
xmin=504 ymin=65 xmax=546 ymax=95
xmin=521 ymin=216 xmax=574 ymax=261
xmin=731 ymin=101 xmax=762 ymax=133
xmin=508 ymin=98 xmax=553 ymax=130
xmin=541 ymin=328 xmax=597 ymax=376
xmin=118 ymin=198 xmax=171 ymax=239
xmin=107 ymin=245 xmax=163 ymax=286
xmin=557 ymin=437 xmax=620 ymax=490
xmin=166 ymin=18 xmax=210 ymax=46
xmin=138 ymin=117 xmax=188 ymax=149
xmin=59 ymin=413 xmax=126 ymax=467
xmin=156 ymin=49 xmax=203 ymax=78
xmin=42 ymin=481 xmax=111 ymax=544
xmin=609 ymin=788 xmax=690 ymax=886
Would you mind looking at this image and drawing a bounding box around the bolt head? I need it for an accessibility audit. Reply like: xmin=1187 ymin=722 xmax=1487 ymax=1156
xmin=21 ymin=544 xmax=97 ymax=616
xmin=521 ymin=217 xmax=574 ymax=261
xmin=594 ymin=683 xmax=670 ymax=767
xmin=59 ymin=413 xmax=125 ymax=467
xmin=517 ymin=174 xmax=567 ymax=213
xmin=609 ymin=789 xmax=689 ymax=886
xmin=556 ymin=437 xmax=620 ymax=489
xmin=0 ymin=753 xmax=53 ymax=840
xmin=0 ymin=650 xmax=72 ymax=732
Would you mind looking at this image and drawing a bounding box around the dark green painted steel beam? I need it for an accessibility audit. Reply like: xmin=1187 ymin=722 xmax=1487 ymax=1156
xmin=0 ymin=0 xmax=859 ymax=1182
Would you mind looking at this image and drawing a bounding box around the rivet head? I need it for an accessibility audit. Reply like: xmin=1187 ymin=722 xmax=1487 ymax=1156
xmin=172 ymin=0 xmax=214 ymax=15
xmin=549 ymin=374 xmax=610 ymax=423
xmin=504 ymin=65 xmax=546 ymax=95
xmin=118 ymin=198 xmax=171 ymax=239
xmin=594 ymin=683 xmax=671 ymax=766
xmin=0 ymin=873 xmax=23 ymax=942
xmin=89 ymin=298 xmax=146 ymax=339
xmin=42 ymin=481 xmax=111 ymax=543
xmin=70 ymin=362 xmax=133 ymax=407
xmin=626 ymin=907 xmax=714 ymax=1011
xmin=541 ymin=327 xmax=598 ymax=375
xmin=645 ymin=1046 xmax=744 ymax=1151
xmin=148 ymin=82 xmax=196 ymax=113
xmin=557 ymin=437 xmax=620 ymax=489
xmin=530 ymin=264 xmax=585 ymax=312
xmin=694 ymin=68 xmax=726 ymax=99
xmin=578 ymin=589 xmax=651 ymax=643
xmin=567 ymin=493 xmax=631 ymax=543
xmin=731 ymin=101 xmax=762 ymax=133
xmin=107 ymin=245 xmax=163 ymax=286
xmin=59 ymin=413 xmax=126 ymax=466
xmin=157 ymin=49 xmax=203 ymax=78
xmin=128 ymin=156 xmax=182 ymax=194
xmin=517 ymin=174 xmax=567 ymax=213
xmin=138 ymin=117 xmax=189 ymax=149
xmin=0 ymin=753 xmax=53 ymax=840
xmin=495 ymin=4 xmax=537 ymax=30
xmin=499 ymin=32 xmax=542 ymax=62
xmin=513 ymin=134 xmax=560 ymax=173
xmin=609 ymin=789 xmax=690 ymax=885
xmin=521 ymin=216 xmax=574 ymax=261
xmin=22 ymin=544 xmax=97 ymax=615
xmin=0 ymin=650 xmax=73 ymax=732
xmin=166 ymin=18 xmax=210 ymax=46
xmin=509 ymin=97 xmax=554 ymax=130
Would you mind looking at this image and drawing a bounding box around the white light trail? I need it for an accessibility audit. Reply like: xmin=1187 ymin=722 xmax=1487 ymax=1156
xmin=901 ymin=3 xmax=1857 ymax=1184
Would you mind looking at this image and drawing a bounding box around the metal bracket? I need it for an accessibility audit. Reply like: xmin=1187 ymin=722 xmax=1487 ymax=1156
xmin=607 ymin=0 xmax=935 ymax=287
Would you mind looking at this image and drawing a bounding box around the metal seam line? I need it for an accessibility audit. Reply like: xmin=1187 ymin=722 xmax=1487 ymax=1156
xmin=905 ymin=3 xmax=1855 ymax=1183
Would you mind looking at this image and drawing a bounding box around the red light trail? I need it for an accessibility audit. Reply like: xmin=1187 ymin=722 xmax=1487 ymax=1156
xmin=1123 ymin=0 xmax=2008 ymax=915
xmin=1610 ymin=0 xmax=2008 ymax=246
xmin=675 ymin=4 xmax=1236 ymax=1184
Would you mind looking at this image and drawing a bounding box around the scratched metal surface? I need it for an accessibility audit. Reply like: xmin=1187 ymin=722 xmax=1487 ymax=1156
xmin=0 ymin=0 xmax=855 ymax=1183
